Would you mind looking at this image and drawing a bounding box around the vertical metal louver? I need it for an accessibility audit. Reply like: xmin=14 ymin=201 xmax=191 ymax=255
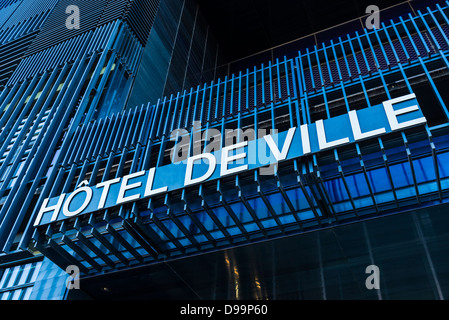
xmin=124 ymin=0 xmax=160 ymax=45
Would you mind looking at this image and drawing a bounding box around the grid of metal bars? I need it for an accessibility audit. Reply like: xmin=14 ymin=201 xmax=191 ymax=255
xmin=0 ymin=0 xmax=59 ymax=90
xmin=0 ymin=0 xmax=159 ymax=91
xmin=0 ymin=18 xmax=147 ymax=257
xmin=28 ymin=2 xmax=449 ymax=275
xmin=0 ymin=260 xmax=42 ymax=300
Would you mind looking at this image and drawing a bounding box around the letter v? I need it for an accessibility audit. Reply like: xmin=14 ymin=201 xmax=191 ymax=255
xmin=263 ymin=127 xmax=296 ymax=161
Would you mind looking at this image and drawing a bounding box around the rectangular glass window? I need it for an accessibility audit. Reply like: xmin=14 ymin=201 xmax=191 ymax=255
xmin=0 ymin=261 xmax=42 ymax=300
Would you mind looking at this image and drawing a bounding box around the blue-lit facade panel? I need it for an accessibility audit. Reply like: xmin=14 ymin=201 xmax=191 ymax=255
xmin=0 ymin=260 xmax=41 ymax=300
xmin=127 ymin=0 xmax=224 ymax=108
xmin=0 ymin=0 xmax=161 ymax=260
xmin=21 ymin=2 xmax=449 ymax=278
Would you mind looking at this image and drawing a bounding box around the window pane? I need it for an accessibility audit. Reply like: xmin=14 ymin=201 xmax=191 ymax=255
xmin=6 ymin=266 xmax=20 ymax=288
xmin=30 ymin=261 xmax=42 ymax=283
xmin=1 ymin=291 xmax=11 ymax=300
xmin=12 ymin=265 xmax=25 ymax=287
xmin=11 ymin=289 xmax=22 ymax=300
xmin=0 ymin=261 xmax=43 ymax=300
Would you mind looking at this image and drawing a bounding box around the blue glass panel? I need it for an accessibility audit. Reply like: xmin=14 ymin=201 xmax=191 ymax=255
xmin=247 ymin=197 xmax=270 ymax=220
xmin=229 ymin=202 xmax=253 ymax=223
xmin=375 ymin=190 xmax=395 ymax=204
xmin=29 ymin=258 xmax=67 ymax=300
xmin=396 ymin=185 xmax=418 ymax=200
xmin=346 ymin=172 xmax=371 ymax=197
xmin=368 ymin=167 xmax=391 ymax=193
xmin=193 ymin=234 xmax=208 ymax=243
xmin=333 ymin=201 xmax=354 ymax=213
xmin=418 ymin=181 xmax=439 ymax=195
xmin=176 ymin=215 xmax=195 ymax=232
xmin=413 ymin=156 xmax=436 ymax=183
xmin=438 ymin=152 xmax=449 ymax=178
xmin=324 ymin=177 xmax=349 ymax=203
xmin=434 ymin=135 xmax=449 ymax=150
xmin=209 ymin=230 xmax=225 ymax=240
xmin=260 ymin=218 xmax=278 ymax=229
xmin=211 ymin=206 xmax=236 ymax=227
xmin=286 ymin=188 xmax=312 ymax=210
xmin=192 ymin=210 xmax=218 ymax=231
xmin=243 ymin=222 xmax=261 ymax=233
xmin=354 ymin=195 xmax=375 ymax=208
xmin=298 ymin=209 xmax=318 ymax=220
xmin=120 ymin=230 xmax=140 ymax=248
xmin=266 ymin=192 xmax=289 ymax=215
xmin=390 ymin=162 xmax=413 ymax=188
xmin=226 ymin=226 xmax=242 ymax=237
xmin=279 ymin=214 xmax=298 ymax=225
xmin=160 ymin=219 xmax=182 ymax=238
xmin=179 ymin=238 xmax=191 ymax=247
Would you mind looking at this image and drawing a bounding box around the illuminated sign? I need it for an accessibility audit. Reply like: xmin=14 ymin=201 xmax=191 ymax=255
xmin=34 ymin=93 xmax=426 ymax=226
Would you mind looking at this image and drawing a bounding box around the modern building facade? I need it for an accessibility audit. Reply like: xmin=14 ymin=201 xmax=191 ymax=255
xmin=0 ymin=0 xmax=449 ymax=300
